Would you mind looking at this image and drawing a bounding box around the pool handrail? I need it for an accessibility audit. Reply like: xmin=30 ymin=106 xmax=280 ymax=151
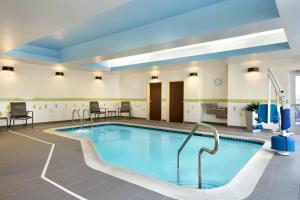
xmin=72 ymin=109 xmax=83 ymax=128
xmin=82 ymin=109 xmax=94 ymax=127
xmin=198 ymin=123 xmax=220 ymax=189
xmin=177 ymin=124 xmax=199 ymax=181
xmin=176 ymin=123 xmax=220 ymax=189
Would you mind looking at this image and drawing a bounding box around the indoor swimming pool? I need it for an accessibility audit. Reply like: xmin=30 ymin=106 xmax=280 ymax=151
xmin=58 ymin=124 xmax=263 ymax=189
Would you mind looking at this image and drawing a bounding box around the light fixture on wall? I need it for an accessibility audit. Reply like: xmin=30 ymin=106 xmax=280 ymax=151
xmin=55 ymin=72 xmax=64 ymax=76
xmin=247 ymin=67 xmax=259 ymax=72
xmin=2 ymin=66 xmax=14 ymax=71
xmin=95 ymin=76 xmax=102 ymax=80
xmin=189 ymin=72 xmax=198 ymax=77
xmin=151 ymin=76 xmax=158 ymax=80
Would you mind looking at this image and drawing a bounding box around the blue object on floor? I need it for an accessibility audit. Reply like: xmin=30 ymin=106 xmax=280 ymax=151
xmin=281 ymin=108 xmax=291 ymax=131
xmin=254 ymin=124 xmax=263 ymax=129
xmin=271 ymin=135 xmax=295 ymax=152
xmin=257 ymin=104 xmax=278 ymax=123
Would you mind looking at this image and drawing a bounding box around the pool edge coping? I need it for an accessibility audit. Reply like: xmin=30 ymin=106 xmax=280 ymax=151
xmin=44 ymin=122 xmax=274 ymax=200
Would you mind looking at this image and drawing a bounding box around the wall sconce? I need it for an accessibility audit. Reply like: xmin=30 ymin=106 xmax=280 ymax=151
xmin=55 ymin=72 xmax=64 ymax=76
xmin=2 ymin=66 xmax=14 ymax=71
xmin=151 ymin=76 xmax=158 ymax=80
xmin=247 ymin=67 xmax=259 ymax=72
xmin=189 ymin=72 xmax=198 ymax=77
xmin=95 ymin=76 xmax=102 ymax=80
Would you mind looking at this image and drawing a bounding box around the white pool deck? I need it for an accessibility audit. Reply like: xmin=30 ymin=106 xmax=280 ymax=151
xmin=45 ymin=121 xmax=273 ymax=200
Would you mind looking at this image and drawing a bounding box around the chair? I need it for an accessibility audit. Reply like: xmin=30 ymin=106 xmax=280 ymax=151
xmin=90 ymin=101 xmax=106 ymax=119
xmin=0 ymin=114 xmax=8 ymax=130
xmin=9 ymin=102 xmax=34 ymax=129
xmin=118 ymin=102 xmax=131 ymax=118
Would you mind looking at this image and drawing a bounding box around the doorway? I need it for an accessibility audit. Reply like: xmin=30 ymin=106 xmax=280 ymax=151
xmin=150 ymin=82 xmax=161 ymax=121
xmin=169 ymin=81 xmax=184 ymax=123
xmin=290 ymin=71 xmax=300 ymax=134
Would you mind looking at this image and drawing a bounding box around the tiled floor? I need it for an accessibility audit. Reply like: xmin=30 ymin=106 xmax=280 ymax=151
xmin=0 ymin=118 xmax=299 ymax=200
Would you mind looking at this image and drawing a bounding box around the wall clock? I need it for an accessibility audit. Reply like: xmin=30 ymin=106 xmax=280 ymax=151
xmin=214 ymin=78 xmax=222 ymax=86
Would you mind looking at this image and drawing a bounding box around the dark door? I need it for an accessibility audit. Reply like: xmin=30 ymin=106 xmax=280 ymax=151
xmin=170 ymin=81 xmax=184 ymax=122
xmin=150 ymin=82 xmax=161 ymax=120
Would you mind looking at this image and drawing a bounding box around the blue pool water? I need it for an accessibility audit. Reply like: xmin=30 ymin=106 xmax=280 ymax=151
xmin=59 ymin=124 xmax=262 ymax=189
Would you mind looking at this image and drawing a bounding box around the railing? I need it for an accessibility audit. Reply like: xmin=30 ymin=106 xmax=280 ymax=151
xmin=198 ymin=123 xmax=219 ymax=189
xmin=82 ymin=109 xmax=93 ymax=127
xmin=177 ymin=123 xmax=220 ymax=189
xmin=72 ymin=109 xmax=83 ymax=128
xmin=177 ymin=124 xmax=199 ymax=181
xmin=267 ymin=68 xmax=287 ymax=126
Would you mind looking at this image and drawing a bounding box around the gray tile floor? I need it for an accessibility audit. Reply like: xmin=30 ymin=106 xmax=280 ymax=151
xmin=0 ymin=119 xmax=299 ymax=200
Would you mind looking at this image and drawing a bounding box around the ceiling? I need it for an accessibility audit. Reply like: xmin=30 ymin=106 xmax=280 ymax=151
xmin=0 ymin=0 xmax=129 ymax=53
xmin=0 ymin=0 xmax=299 ymax=71
xmin=30 ymin=0 xmax=225 ymax=50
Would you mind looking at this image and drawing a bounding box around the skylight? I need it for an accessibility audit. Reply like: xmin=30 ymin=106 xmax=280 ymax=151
xmin=100 ymin=29 xmax=287 ymax=68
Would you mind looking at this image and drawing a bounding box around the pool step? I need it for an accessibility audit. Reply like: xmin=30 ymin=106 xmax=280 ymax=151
xmin=176 ymin=180 xmax=220 ymax=189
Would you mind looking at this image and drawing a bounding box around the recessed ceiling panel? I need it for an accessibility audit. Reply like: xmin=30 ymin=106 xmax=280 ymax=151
xmin=30 ymin=0 xmax=225 ymax=50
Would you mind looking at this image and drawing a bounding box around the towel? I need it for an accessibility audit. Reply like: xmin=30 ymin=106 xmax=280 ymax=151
xmin=257 ymin=104 xmax=278 ymax=123
xmin=281 ymin=107 xmax=291 ymax=131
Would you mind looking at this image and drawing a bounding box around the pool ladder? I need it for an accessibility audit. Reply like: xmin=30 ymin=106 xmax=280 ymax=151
xmin=72 ymin=109 xmax=93 ymax=128
xmin=72 ymin=109 xmax=83 ymax=128
xmin=177 ymin=123 xmax=220 ymax=189
xmin=82 ymin=109 xmax=93 ymax=127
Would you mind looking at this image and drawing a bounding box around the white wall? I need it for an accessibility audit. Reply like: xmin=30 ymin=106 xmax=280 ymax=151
xmin=119 ymin=58 xmax=300 ymax=127
xmin=0 ymin=60 xmax=120 ymax=98
xmin=198 ymin=63 xmax=228 ymax=123
xmin=119 ymin=72 xmax=148 ymax=118
xmin=227 ymin=59 xmax=300 ymax=126
xmin=0 ymin=59 xmax=120 ymax=125
xmin=117 ymin=61 xmax=228 ymax=123
xmin=0 ymin=59 xmax=229 ymax=125
xmin=2 ymin=57 xmax=298 ymax=127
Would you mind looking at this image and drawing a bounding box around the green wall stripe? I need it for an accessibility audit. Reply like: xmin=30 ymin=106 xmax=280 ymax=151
xmin=184 ymin=99 xmax=228 ymax=103
xmin=0 ymin=97 xmax=277 ymax=103
xmin=226 ymin=99 xmax=277 ymax=103
xmin=0 ymin=98 xmax=146 ymax=102
xmin=184 ymin=98 xmax=277 ymax=103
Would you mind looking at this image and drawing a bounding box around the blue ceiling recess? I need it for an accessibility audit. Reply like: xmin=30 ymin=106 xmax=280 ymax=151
xmin=30 ymin=0 xmax=226 ymax=50
xmin=3 ymin=0 xmax=285 ymax=69
xmin=6 ymin=45 xmax=61 ymax=63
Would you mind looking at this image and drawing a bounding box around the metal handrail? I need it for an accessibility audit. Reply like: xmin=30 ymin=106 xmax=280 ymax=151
xmin=268 ymin=68 xmax=284 ymax=94
xmin=82 ymin=109 xmax=93 ymax=127
xmin=176 ymin=123 xmax=220 ymax=189
xmin=72 ymin=109 xmax=83 ymax=128
xmin=198 ymin=123 xmax=219 ymax=189
xmin=177 ymin=124 xmax=199 ymax=181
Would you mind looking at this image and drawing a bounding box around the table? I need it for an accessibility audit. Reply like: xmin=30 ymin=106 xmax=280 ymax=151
xmin=107 ymin=110 xmax=117 ymax=119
